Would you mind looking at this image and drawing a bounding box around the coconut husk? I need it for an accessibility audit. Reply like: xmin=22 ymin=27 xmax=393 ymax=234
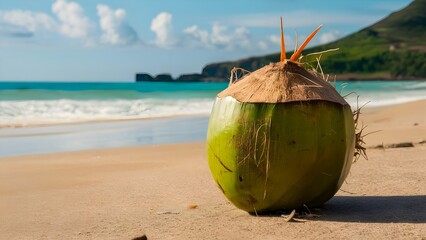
xmin=218 ymin=61 xmax=348 ymax=106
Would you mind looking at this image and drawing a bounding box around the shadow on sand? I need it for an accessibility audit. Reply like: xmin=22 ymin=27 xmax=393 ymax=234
xmin=318 ymin=195 xmax=426 ymax=223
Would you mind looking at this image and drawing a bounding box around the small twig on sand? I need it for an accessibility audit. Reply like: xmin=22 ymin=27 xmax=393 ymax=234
xmin=281 ymin=209 xmax=296 ymax=222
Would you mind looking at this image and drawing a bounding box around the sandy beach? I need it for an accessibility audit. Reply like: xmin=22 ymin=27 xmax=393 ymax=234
xmin=1 ymin=101 xmax=425 ymax=239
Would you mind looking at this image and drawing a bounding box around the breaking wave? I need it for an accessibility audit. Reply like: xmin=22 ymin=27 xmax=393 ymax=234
xmin=0 ymin=98 xmax=214 ymax=127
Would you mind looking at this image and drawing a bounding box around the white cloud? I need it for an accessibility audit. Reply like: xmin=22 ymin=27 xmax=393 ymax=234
xmin=151 ymin=12 xmax=177 ymax=48
xmin=230 ymin=26 xmax=251 ymax=49
xmin=268 ymin=34 xmax=297 ymax=51
xmin=319 ymin=30 xmax=340 ymax=44
xmin=97 ymin=4 xmax=138 ymax=45
xmin=258 ymin=41 xmax=268 ymax=50
xmin=0 ymin=0 xmax=96 ymax=45
xmin=0 ymin=1 xmax=140 ymax=47
xmin=183 ymin=23 xmax=251 ymax=50
xmin=210 ymin=23 xmax=230 ymax=48
xmin=0 ymin=10 xmax=56 ymax=37
xmin=52 ymin=0 xmax=94 ymax=41
xmin=268 ymin=34 xmax=280 ymax=45
xmin=183 ymin=25 xmax=209 ymax=47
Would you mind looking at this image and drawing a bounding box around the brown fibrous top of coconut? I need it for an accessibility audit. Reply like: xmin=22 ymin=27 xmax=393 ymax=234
xmin=217 ymin=61 xmax=348 ymax=106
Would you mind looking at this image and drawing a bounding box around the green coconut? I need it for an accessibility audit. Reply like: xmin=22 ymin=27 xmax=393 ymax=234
xmin=206 ymin=22 xmax=357 ymax=214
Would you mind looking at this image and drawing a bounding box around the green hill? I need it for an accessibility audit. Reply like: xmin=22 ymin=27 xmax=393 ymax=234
xmin=201 ymin=0 xmax=426 ymax=80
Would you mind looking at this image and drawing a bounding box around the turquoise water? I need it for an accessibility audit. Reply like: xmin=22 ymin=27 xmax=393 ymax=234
xmin=1 ymin=80 xmax=426 ymax=127
xmin=0 ymin=81 xmax=227 ymax=100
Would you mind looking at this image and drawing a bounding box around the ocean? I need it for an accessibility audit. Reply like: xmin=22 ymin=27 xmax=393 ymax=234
xmin=0 ymin=81 xmax=225 ymax=127
xmin=1 ymin=80 xmax=426 ymax=128
xmin=1 ymin=80 xmax=425 ymax=156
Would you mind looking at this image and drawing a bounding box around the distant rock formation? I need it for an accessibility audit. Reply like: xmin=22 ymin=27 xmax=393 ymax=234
xmin=135 ymin=73 xmax=154 ymax=82
xmin=176 ymin=73 xmax=205 ymax=82
xmin=135 ymin=73 xmax=174 ymax=82
xmin=136 ymin=72 xmax=227 ymax=82
xmin=154 ymin=74 xmax=174 ymax=82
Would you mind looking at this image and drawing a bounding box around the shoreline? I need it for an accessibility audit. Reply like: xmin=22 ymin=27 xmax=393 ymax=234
xmin=1 ymin=97 xmax=425 ymax=130
xmin=0 ymin=116 xmax=209 ymax=157
xmin=1 ymin=99 xmax=425 ymax=157
xmin=0 ymin=113 xmax=210 ymax=129
xmin=358 ymin=99 xmax=426 ymax=147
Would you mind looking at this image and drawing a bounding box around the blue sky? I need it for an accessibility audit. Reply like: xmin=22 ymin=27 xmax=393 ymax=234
xmin=0 ymin=0 xmax=411 ymax=81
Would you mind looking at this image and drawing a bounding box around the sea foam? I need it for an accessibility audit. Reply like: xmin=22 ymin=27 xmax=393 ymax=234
xmin=0 ymin=98 xmax=214 ymax=127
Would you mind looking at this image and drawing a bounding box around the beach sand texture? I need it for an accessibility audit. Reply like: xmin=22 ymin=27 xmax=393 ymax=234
xmin=1 ymin=101 xmax=425 ymax=239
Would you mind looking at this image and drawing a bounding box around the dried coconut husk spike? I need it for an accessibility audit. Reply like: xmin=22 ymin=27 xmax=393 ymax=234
xmin=290 ymin=25 xmax=323 ymax=62
xmin=218 ymin=23 xmax=336 ymax=104
xmin=280 ymin=17 xmax=286 ymax=62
